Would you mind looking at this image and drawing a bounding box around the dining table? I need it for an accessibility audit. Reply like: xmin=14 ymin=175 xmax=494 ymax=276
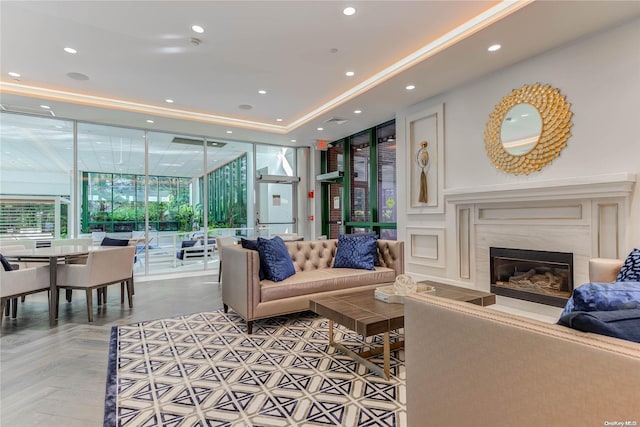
xmin=4 ymin=245 xmax=98 ymax=326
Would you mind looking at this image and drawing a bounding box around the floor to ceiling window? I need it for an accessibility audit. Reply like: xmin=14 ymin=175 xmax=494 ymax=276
xmin=320 ymin=120 xmax=397 ymax=239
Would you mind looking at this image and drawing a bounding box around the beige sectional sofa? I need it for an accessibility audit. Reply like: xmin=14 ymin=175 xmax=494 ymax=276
xmin=221 ymin=238 xmax=404 ymax=333
xmin=405 ymin=258 xmax=640 ymax=426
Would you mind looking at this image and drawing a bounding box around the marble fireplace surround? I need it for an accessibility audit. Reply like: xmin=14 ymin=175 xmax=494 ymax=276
xmin=444 ymin=172 xmax=636 ymax=295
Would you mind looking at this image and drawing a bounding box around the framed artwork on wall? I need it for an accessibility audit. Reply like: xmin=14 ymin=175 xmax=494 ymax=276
xmin=406 ymin=103 xmax=444 ymax=214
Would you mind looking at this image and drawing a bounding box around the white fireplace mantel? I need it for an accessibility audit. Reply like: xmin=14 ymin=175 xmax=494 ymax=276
xmin=443 ymin=172 xmax=636 ymax=204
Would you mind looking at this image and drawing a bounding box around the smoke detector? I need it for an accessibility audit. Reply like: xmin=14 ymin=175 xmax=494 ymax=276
xmin=324 ymin=117 xmax=348 ymax=125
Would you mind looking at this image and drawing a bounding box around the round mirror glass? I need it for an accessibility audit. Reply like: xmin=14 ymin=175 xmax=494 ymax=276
xmin=500 ymin=103 xmax=542 ymax=156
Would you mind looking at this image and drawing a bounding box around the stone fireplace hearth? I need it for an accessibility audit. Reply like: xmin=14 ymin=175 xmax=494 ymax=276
xmin=443 ymin=173 xmax=636 ymax=299
xmin=490 ymin=247 xmax=573 ymax=307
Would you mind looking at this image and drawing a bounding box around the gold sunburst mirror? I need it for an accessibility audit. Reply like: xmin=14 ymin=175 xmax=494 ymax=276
xmin=484 ymin=83 xmax=573 ymax=175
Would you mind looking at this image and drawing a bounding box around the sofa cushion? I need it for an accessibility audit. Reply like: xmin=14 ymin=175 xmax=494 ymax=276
xmin=560 ymin=281 xmax=640 ymax=317
xmin=558 ymin=309 xmax=640 ymax=343
xmin=261 ymin=266 xmax=397 ymax=302
xmin=617 ymin=248 xmax=640 ymax=282
xmin=333 ymin=233 xmax=377 ymax=270
xmin=256 ymin=236 xmax=296 ymax=282
xmin=241 ymin=238 xmax=266 ymax=280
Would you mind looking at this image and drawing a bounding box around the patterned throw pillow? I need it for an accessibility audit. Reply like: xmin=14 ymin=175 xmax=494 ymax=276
xmin=0 ymin=253 xmax=14 ymax=271
xmin=333 ymin=233 xmax=377 ymax=270
xmin=256 ymin=236 xmax=296 ymax=282
xmin=559 ymin=281 xmax=640 ymax=318
xmin=616 ymin=248 xmax=640 ymax=282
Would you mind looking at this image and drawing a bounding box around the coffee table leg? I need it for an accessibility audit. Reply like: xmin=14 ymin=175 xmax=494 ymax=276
xmin=329 ymin=319 xmax=334 ymax=345
xmin=384 ymin=332 xmax=390 ymax=379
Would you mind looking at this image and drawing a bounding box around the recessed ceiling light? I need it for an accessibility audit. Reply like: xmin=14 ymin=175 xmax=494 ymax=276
xmin=276 ymin=118 xmax=283 ymax=122
xmin=238 ymin=104 xmax=253 ymax=110
xmin=290 ymin=139 xmax=297 ymax=143
xmin=317 ymin=127 xmax=324 ymax=131
xmin=165 ymin=99 xmax=174 ymax=103
xmin=354 ymin=109 xmax=362 ymax=114
xmin=345 ymin=71 xmax=355 ymax=77
xmin=192 ymin=25 xmax=205 ymax=34
xmin=488 ymin=44 xmax=501 ymax=52
xmin=343 ymin=7 xmax=356 ymax=16
xmin=8 ymin=72 xmax=20 ymax=77
xmin=40 ymin=105 xmax=51 ymax=109
xmin=405 ymin=85 xmax=416 ymax=90
xmin=226 ymin=130 xmax=233 ymax=134
xmin=64 ymin=47 xmax=77 ymax=54
xmin=258 ymin=90 xmax=267 ymax=95
xmin=146 ymin=119 xmax=154 ymax=124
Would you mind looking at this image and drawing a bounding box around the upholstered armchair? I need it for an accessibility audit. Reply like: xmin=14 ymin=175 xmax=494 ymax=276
xmin=1 ymin=265 xmax=51 ymax=325
xmin=55 ymin=245 xmax=136 ymax=322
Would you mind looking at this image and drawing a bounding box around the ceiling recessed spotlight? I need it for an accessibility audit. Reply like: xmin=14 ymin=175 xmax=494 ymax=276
xmin=64 ymin=47 xmax=77 ymax=54
xmin=146 ymin=119 xmax=154 ymax=124
xmin=343 ymin=6 xmax=356 ymax=16
xmin=276 ymin=118 xmax=283 ymax=122
xmin=8 ymin=71 xmax=20 ymax=78
xmin=258 ymin=90 xmax=267 ymax=95
xmin=191 ymin=25 xmax=205 ymax=34
xmin=317 ymin=127 xmax=324 ymax=131
xmin=290 ymin=139 xmax=297 ymax=143
xmin=40 ymin=105 xmax=51 ymax=109
xmin=238 ymin=104 xmax=253 ymax=110
xmin=226 ymin=130 xmax=233 ymax=134
xmin=488 ymin=44 xmax=501 ymax=52
xmin=345 ymin=71 xmax=355 ymax=77
xmin=165 ymin=99 xmax=174 ymax=103
xmin=354 ymin=109 xmax=362 ymax=114
xmin=67 ymin=72 xmax=89 ymax=80
xmin=405 ymin=85 xmax=416 ymax=91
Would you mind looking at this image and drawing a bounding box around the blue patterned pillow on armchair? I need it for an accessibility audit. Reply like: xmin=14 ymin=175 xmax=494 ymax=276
xmin=616 ymin=248 xmax=640 ymax=282
xmin=333 ymin=233 xmax=377 ymax=270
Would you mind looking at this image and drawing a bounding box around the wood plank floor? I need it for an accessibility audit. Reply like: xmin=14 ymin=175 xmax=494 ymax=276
xmin=0 ymin=274 xmax=223 ymax=427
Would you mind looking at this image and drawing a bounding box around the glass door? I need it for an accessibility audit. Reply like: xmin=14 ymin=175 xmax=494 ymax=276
xmin=256 ymin=178 xmax=299 ymax=238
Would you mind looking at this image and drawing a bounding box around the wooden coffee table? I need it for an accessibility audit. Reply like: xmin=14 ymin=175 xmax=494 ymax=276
xmin=309 ymin=282 xmax=495 ymax=379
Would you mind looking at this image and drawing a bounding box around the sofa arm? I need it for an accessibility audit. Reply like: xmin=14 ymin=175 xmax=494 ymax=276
xmin=221 ymin=245 xmax=261 ymax=321
xmin=589 ymin=258 xmax=623 ymax=282
xmin=377 ymin=239 xmax=404 ymax=276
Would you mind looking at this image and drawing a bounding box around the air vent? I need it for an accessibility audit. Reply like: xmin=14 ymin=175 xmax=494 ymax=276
xmin=171 ymin=137 xmax=226 ymax=148
xmin=0 ymin=104 xmax=56 ymax=117
xmin=324 ymin=117 xmax=348 ymax=125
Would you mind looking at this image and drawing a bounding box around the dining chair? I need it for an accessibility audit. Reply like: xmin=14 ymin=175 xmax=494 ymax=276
xmin=1 ymin=264 xmax=51 ymax=326
xmin=51 ymin=238 xmax=93 ymax=247
xmin=55 ymin=245 xmax=136 ymax=322
xmin=215 ymin=236 xmax=236 ymax=283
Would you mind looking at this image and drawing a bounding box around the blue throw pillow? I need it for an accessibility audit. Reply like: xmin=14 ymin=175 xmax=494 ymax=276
xmin=558 ymin=309 xmax=640 ymax=343
xmin=560 ymin=281 xmax=640 ymax=317
xmin=256 ymin=236 xmax=295 ymax=282
xmin=333 ymin=233 xmax=377 ymax=270
xmin=0 ymin=253 xmax=14 ymax=271
xmin=241 ymin=238 xmax=266 ymax=280
xmin=101 ymin=237 xmax=129 ymax=247
xmin=617 ymin=248 xmax=640 ymax=282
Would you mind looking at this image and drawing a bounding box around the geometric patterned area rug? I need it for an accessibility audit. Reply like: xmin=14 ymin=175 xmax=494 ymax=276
xmin=104 ymin=310 xmax=406 ymax=427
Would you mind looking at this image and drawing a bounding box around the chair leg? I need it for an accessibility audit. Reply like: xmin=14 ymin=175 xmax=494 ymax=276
xmin=120 ymin=282 xmax=125 ymax=304
xmin=130 ymin=275 xmax=135 ymax=296
xmin=3 ymin=299 xmax=10 ymax=316
xmin=97 ymin=288 xmax=102 ymax=306
xmin=65 ymin=289 xmax=72 ymax=302
xmin=85 ymin=289 xmax=94 ymax=322
xmin=126 ymin=280 xmax=133 ymax=308
xmin=55 ymin=289 xmax=60 ymax=318
xmin=102 ymin=287 xmax=107 ymax=304
xmin=11 ymin=297 xmax=18 ymax=318
xmin=21 ymin=296 xmax=26 ymax=303
xmin=0 ymin=299 xmax=5 ymax=325
xmin=247 ymin=320 xmax=253 ymax=335
xmin=223 ymin=304 xmax=229 ymax=313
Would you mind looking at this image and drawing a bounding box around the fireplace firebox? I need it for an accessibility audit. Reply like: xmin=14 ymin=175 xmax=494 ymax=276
xmin=490 ymin=247 xmax=573 ymax=307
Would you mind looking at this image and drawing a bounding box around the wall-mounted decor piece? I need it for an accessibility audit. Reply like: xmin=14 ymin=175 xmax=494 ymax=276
xmin=484 ymin=83 xmax=573 ymax=175
xmin=406 ymin=103 xmax=444 ymax=214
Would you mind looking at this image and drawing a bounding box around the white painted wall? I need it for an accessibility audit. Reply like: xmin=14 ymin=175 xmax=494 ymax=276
xmin=397 ymin=18 xmax=640 ymax=284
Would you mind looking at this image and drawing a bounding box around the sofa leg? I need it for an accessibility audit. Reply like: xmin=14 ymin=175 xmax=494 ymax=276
xmin=223 ymin=304 xmax=228 ymax=313
xmin=247 ymin=320 xmax=253 ymax=335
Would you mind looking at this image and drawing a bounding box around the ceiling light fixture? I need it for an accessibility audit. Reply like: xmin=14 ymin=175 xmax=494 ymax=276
xmin=64 ymin=47 xmax=77 ymax=54
xmin=40 ymin=105 xmax=51 ymax=109
xmin=276 ymin=118 xmax=283 ymax=122
xmin=317 ymin=127 xmax=323 ymax=131
xmin=290 ymin=139 xmax=297 ymax=143
xmin=8 ymin=72 xmax=20 ymax=78
xmin=191 ymin=25 xmax=205 ymax=34
xmin=258 ymin=90 xmax=267 ymax=95
xmin=354 ymin=109 xmax=362 ymax=114
xmin=226 ymin=130 xmax=233 ymax=134
xmin=488 ymin=44 xmax=501 ymax=52
xmin=345 ymin=71 xmax=355 ymax=77
xmin=165 ymin=99 xmax=174 ymax=103
xmin=343 ymin=7 xmax=356 ymax=16
xmin=405 ymin=85 xmax=416 ymax=90
xmin=146 ymin=119 xmax=154 ymax=123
